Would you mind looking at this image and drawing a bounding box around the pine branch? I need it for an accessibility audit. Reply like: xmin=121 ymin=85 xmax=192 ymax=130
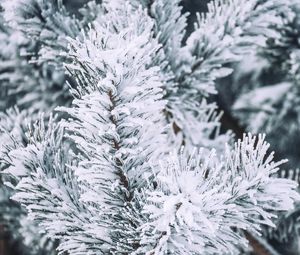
xmin=2 ymin=0 xmax=82 ymax=67
xmin=137 ymin=134 xmax=300 ymax=254
xmin=0 ymin=111 xmax=59 ymax=255
xmin=3 ymin=117 xmax=108 ymax=254
xmin=54 ymin=2 xmax=169 ymax=253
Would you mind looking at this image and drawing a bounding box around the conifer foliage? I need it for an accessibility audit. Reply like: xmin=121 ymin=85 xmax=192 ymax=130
xmin=0 ymin=0 xmax=300 ymax=254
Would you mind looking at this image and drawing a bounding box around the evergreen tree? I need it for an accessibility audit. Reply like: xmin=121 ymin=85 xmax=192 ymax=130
xmin=0 ymin=0 xmax=300 ymax=254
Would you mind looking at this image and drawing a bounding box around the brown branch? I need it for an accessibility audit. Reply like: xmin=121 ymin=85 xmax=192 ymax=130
xmin=245 ymin=232 xmax=281 ymax=255
xmin=0 ymin=225 xmax=9 ymax=255
xmin=108 ymin=90 xmax=130 ymax=193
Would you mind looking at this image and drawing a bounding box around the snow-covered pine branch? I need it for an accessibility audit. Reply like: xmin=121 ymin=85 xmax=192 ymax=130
xmin=0 ymin=109 xmax=57 ymax=254
xmin=136 ymin=0 xmax=288 ymax=153
xmin=0 ymin=5 xmax=72 ymax=116
xmin=0 ymin=1 xmax=85 ymax=252
xmin=183 ymin=0 xmax=285 ymax=96
xmin=58 ymin=3 xmax=170 ymax=253
xmin=263 ymin=169 xmax=300 ymax=254
xmin=123 ymin=0 xmax=231 ymax=152
xmin=1 ymin=0 xmax=82 ymax=67
xmin=169 ymin=0 xmax=287 ymax=150
xmin=3 ymin=117 xmax=107 ymax=254
xmin=138 ymin=134 xmax=300 ymax=255
xmin=4 ymin=2 xmax=169 ymax=254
